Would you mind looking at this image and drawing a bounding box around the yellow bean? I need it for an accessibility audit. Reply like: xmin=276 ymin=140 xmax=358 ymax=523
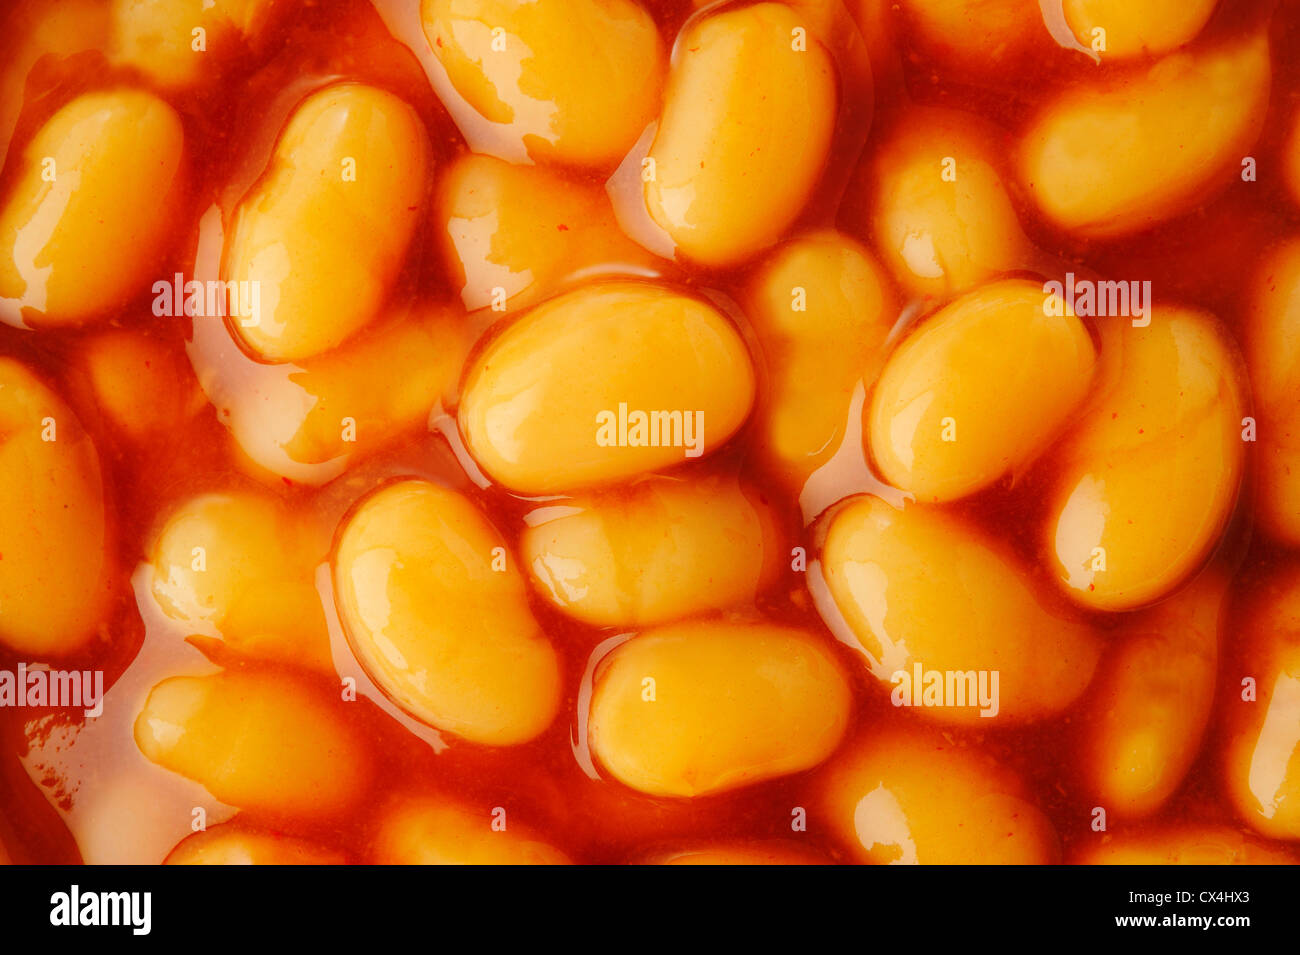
xmin=433 ymin=152 xmax=656 ymax=314
xmin=588 ymin=619 xmax=851 ymax=797
xmin=897 ymin=0 xmax=1041 ymax=65
xmin=165 ymin=823 xmax=346 ymax=865
xmin=1080 ymin=569 xmax=1224 ymax=817
xmin=421 ymin=0 xmax=663 ymax=168
xmin=1246 ymin=238 xmax=1300 ymax=546
xmin=333 ymin=480 xmax=560 ymax=745
xmin=224 ymin=83 xmax=430 ymax=361
xmin=458 ymin=281 xmax=755 ymax=494
xmin=76 ymin=331 xmax=202 ymax=442
xmin=520 ymin=472 xmax=781 ymax=628
xmin=746 ymin=230 xmax=895 ymax=483
xmin=372 ymin=797 xmax=571 ymax=864
xmin=1223 ymin=563 xmax=1300 ymax=841
xmin=821 ymin=495 xmax=1100 ymax=723
xmin=134 ymin=669 xmax=371 ymax=816
xmin=1045 ymin=307 xmax=1245 ymax=611
xmin=272 ymin=306 xmax=464 ymax=469
xmin=820 ymin=726 xmax=1060 ymax=864
xmin=0 ymin=358 xmax=112 ymax=656
xmin=0 ymin=89 xmax=185 ymax=326
xmin=866 ymin=109 xmax=1029 ymax=299
xmin=867 ymin=279 xmax=1096 ymax=501
xmin=1063 ymin=0 xmax=1218 ymax=59
xmin=149 ymin=491 xmax=331 ymax=672
xmin=0 ymin=1 xmax=110 ymax=159
xmin=1073 ymin=827 xmax=1296 ymax=864
xmin=644 ymin=2 xmax=837 ymax=267
xmin=1019 ymin=32 xmax=1270 ymax=236
xmin=111 ymin=0 xmax=284 ymax=90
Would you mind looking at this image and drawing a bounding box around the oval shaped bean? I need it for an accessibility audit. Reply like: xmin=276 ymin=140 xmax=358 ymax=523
xmin=434 ymin=152 xmax=656 ymax=315
xmin=149 ymin=491 xmax=331 ymax=672
xmin=252 ymin=306 xmax=464 ymax=472
xmin=333 ymin=480 xmax=560 ymax=745
xmin=0 ymin=89 xmax=185 ymax=326
xmin=867 ymin=279 xmax=1096 ymax=502
xmin=521 ymin=472 xmax=782 ymax=628
xmin=820 ymin=726 xmax=1060 ymax=864
xmin=134 ymin=669 xmax=371 ymax=816
xmin=897 ymin=0 xmax=1041 ymax=67
xmin=747 ymin=230 xmax=895 ymax=483
xmin=223 ymin=83 xmax=430 ymax=362
xmin=0 ymin=358 xmax=113 ymax=656
xmin=588 ymin=620 xmax=851 ymax=797
xmin=644 ymin=2 xmax=837 ymax=267
xmin=821 ymin=495 xmax=1100 ymax=723
xmin=1045 ymin=308 xmax=1245 ymax=611
xmin=1223 ymin=563 xmax=1300 ymax=841
xmin=1246 ymin=239 xmax=1300 ymax=546
xmin=165 ymin=823 xmax=345 ymax=865
xmin=1080 ymin=569 xmax=1225 ymax=817
xmin=111 ymin=0 xmax=285 ymax=90
xmin=422 ymin=0 xmax=663 ymax=168
xmin=1019 ymin=32 xmax=1270 ymax=236
xmin=1072 ymin=827 xmax=1295 ymax=865
xmin=458 ymin=281 xmax=755 ymax=494
xmin=865 ymin=109 xmax=1029 ymax=299
xmin=1063 ymin=0 xmax=1218 ymax=59
xmin=76 ymin=330 xmax=203 ymax=443
xmin=371 ymin=797 xmax=571 ymax=864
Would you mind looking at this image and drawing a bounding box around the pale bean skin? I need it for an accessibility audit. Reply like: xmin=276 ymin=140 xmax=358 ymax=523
xmin=520 ymin=473 xmax=781 ymax=628
xmin=223 ymin=83 xmax=430 ymax=362
xmin=1246 ymin=239 xmax=1300 ymax=547
xmin=371 ymin=797 xmax=571 ymax=865
xmin=149 ymin=491 xmax=332 ymax=672
xmin=134 ymin=669 xmax=372 ymax=817
xmin=821 ymin=495 xmax=1100 ymax=724
xmin=458 ymin=281 xmax=755 ymax=495
xmin=333 ymin=480 xmax=561 ymax=746
xmin=588 ymin=620 xmax=852 ymax=798
xmin=1063 ymin=0 xmax=1219 ymax=59
xmin=866 ymin=109 xmax=1029 ymax=300
xmin=433 ymin=153 xmax=657 ymax=315
xmin=1045 ymin=308 xmax=1245 ymax=611
xmin=867 ymin=279 xmax=1096 ymax=502
xmin=164 ymin=823 xmax=346 ymax=865
xmin=1073 ymin=827 xmax=1296 ymax=865
xmin=747 ymin=230 xmax=895 ymax=484
xmin=644 ymin=2 xmax=837 ymax=267
xmin=0 ymin=89 xmax=185 ymax=326
xmin=0 ymin=358 xmax=113 ymax=657
xmin=1223 ymin=563 xmax=1300 ymax=841
xmin=421 ymin=0 xmax=664 ymax=168
xmin=1020 ymin=32 xmax=1270 ymax=237
xmin=1081 ymin=569 xmax=1225 ymax=818
xmin=820 ymin=726 xmax=1060 ymax=864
